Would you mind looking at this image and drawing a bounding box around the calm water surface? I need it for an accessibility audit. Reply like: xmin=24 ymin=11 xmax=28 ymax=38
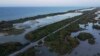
xmin=0 ymin=7 xmax=99 ymax=56
xmin=0 ymin=7 xmax=84 ymax=21
xmin=35 ymin=10 xmax=100 ymax=56
xmin=0 ymin=12 xmax=82 ymax=44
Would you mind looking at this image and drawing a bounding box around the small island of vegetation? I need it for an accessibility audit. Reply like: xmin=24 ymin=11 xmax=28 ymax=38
xmin=77 ymin=32 xmax=95 ymax=44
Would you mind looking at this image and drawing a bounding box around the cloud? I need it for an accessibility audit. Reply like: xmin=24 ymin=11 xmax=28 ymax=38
xmin=0 ymin=0 xmax=100 ymax=7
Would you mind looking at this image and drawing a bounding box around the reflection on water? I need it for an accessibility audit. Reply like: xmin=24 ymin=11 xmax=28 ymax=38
xmin=0 ymin=29 xmax=25 ymax=36
xmin=32 ymin=14 xmax=99 ymax=56
xmin=0 ymin=8 xmax=100 ymax=56
xmin=0 ymin=12 xmax=82 ymax=44
xmin=37 ymin=22 xmax=100 ymax=56
xmin=35 ymin=46 xmax=58 ymax=56
xmin=36 ymin=11 xmax=100 ymax=56
xmin=70 ymin=22 xmax=100 ymax=56
xmin=13 ymin=13 xmax=82 ymax=29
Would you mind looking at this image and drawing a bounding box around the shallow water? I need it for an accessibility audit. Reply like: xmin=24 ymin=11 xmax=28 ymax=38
xmin=0 ymin=12 xmax=82 ymax=44
xmin=36 ymin=46 xmax=58 ymax=56
xmin=70 ymin=22 xmax=100 ymax=56
xmin=35 ymin=11 xmax=100 ymax=56
xmin=36 ymin=22 xmax=100 ymax=56
xmin=14 ymin=13 xmax=82 ymax=29
xmin=68 ymin=10 xmax=100 ymax=56
xmin=1 ymin=8 xmax=98 ymax=56
xmin=69 ymin=11 xmax=100 ymax=56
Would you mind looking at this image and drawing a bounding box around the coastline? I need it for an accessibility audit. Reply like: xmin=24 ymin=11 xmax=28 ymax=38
xmin=0 ymin=7 xmax=95 ymax=32
xmin=9 ymin=7 xmax=98 ymax=56
xmin=1 ymin=7 xmax=96 ymax=55
xmin=0 ymin=9 xmax=75 ymax=31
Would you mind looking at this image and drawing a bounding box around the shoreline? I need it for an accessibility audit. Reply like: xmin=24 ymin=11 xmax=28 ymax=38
xmin=0 ymin=7 xmax=99 ymax=56
xmin=0 ymin=7 xmax=88 ymax=21
xmin=0 ymin=7 xmax=95 ymax=32
xmin=0 ymin=10 xmax=75 ymax=31
xmin=9 ymin=8 xmax=98 ymax=56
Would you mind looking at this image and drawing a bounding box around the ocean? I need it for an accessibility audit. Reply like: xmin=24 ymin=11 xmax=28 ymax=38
xmin=0 ymin=7 xmax=84 ymax=21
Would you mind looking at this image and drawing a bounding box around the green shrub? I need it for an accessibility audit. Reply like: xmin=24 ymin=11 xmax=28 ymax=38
xmin=25 ymin=16 xmax=81 ymax=42
xmin=77 ymin=32 xmax=94 ymax=41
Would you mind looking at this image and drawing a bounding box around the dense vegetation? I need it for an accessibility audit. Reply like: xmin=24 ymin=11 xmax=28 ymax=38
xmin=17 ymin=47 xmax=36 ymax=56
xmin=43 ymin=9 xmax=97 ymax=55
xmin=0 ymin=42 xmax=23 ymax=56
xmin=0 ymin=21 xmax=13 ymax=31
xmin=77 ymin=32 xmax=94 ymax=41
xmin=25 ymin=8 xmax=97 ymax=42
xmin=43 ymin=18 xmax=88 ymax=55
xmin=0 ymin=8 xmax=98 ymax=56
xmin=77 ymin=32 xmax=95 ymax=45
xmin=25 ymin=15 xmax=82 ymax=42
xmin=44 ymin=28 xmax=80 ymax=55
xmin=77 ymin=11 xmax=97 ymax=24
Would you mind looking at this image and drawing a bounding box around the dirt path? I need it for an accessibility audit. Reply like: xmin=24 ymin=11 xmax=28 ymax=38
xmin=9 ymin=10 xmax=94 ymax=56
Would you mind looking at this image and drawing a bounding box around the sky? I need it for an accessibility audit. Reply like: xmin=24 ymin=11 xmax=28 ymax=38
xmin=0 ymin=0 xmax=100 ymax=7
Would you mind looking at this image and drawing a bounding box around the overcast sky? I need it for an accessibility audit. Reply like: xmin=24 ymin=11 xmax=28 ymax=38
xmin=0 ymin=0 xmax=100 ymax=7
